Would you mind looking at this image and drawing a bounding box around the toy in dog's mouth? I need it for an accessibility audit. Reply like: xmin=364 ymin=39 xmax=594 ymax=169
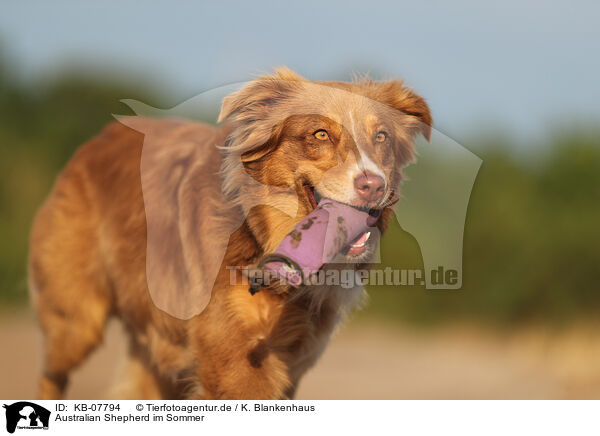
xmin=249 ymin=194 xmax=381 ymax=294
xmin=302 ymin=184 xmax=374 ymax=257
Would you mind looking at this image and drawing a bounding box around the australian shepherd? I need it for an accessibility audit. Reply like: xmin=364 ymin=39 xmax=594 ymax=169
xmin=29 ymin=67 xmax=431 ymax=399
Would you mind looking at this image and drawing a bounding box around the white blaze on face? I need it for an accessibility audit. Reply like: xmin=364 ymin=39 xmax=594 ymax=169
xmin=18 ymin=406 xmax=35 ymax=425
xmin=347 ymin=110 xmax=386 ymax=192
xmin=315 ymin=107 xmax=389 ymax=205
xmin=355 ymin=144 xmax=386 ymax=179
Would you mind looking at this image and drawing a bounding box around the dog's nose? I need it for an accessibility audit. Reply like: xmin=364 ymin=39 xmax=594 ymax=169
xmin=354 ymin=172 xmax=385 ymax=202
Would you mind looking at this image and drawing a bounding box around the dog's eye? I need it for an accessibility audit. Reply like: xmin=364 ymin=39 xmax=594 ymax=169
xmin=375 ymin=131 xmax=388 ymax=143
xmin=314 ymin=130 xmax=329 ymax=141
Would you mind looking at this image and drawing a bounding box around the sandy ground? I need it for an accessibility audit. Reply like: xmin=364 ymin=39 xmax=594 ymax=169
xmin=2 ymin=311 xmax=600 ymax=399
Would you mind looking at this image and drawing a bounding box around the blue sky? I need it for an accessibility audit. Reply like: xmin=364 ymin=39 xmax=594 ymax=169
xmin=1 ymin=0 xmax=599 ymax=144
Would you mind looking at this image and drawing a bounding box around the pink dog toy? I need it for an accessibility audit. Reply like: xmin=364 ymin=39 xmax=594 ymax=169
xmin=249 ymin=198 xmax=379 ymax=294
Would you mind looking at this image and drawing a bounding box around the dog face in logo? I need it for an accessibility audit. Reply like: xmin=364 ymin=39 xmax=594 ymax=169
xmin=3 ymin=402 xmax=50 ymax=434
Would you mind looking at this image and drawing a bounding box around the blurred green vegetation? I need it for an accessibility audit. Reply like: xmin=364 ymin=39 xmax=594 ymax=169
xmin=0 ymin=54 xmax=156 ymax=303
xmin=370 ymin=130 xmax=600 ymax=326
xmin=1 ymin=52 xmax=599 ymax=326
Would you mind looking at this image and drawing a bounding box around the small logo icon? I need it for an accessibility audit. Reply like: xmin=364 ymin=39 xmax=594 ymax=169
xmin=3 ymin=402 xmax=50 ymax=433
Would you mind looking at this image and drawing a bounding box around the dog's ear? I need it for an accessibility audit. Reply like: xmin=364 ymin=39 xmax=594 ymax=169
xmin=218 ymin=67 xmax=305 ymax=123
xmin=218 ymin=67 xmax=305 ymax=163
xmin=375 ymin=81 xmax=433 ymax=141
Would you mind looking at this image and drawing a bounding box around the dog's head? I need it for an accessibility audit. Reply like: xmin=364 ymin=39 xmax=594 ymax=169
xmin=219 ymin=67 xmax=432 ymax=261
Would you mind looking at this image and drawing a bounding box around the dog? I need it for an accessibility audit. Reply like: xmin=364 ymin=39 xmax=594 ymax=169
xmin=29 ymin=67 xmax=431 ymax=399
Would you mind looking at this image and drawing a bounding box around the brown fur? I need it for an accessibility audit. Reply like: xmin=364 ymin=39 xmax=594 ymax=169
xmin=29 ymin=67 xmax=431 ymax=399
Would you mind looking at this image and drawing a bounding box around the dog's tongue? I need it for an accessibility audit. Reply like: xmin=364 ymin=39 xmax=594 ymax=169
xmin=250 ymin=198 xmax=379 ymax=292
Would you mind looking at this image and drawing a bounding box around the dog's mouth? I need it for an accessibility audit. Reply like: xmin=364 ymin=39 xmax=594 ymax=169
xmin=303 ymin=184 xmax=321 ymax=211
xmin=346 ymin=230 xmax=372 ymax=257
xmin=302 ymin=183 xmax=374 ymax=257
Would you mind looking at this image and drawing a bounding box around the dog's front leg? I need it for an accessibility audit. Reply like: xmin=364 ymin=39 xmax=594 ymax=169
xmin=187 ymin=286 xmax=293 ymax=400
xmin=190 ymin=335 xmax=291 ymax=400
